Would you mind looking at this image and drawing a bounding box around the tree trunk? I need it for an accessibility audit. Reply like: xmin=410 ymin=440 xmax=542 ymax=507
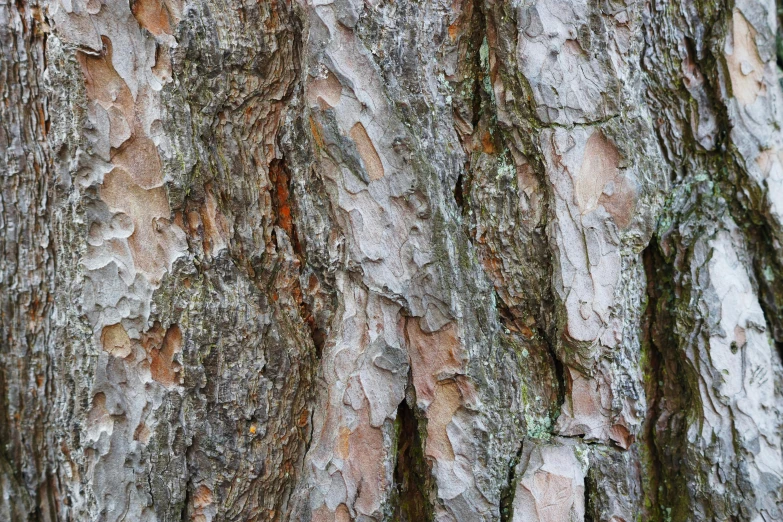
xmin=2 ymin=0 xmax=783 ymax=520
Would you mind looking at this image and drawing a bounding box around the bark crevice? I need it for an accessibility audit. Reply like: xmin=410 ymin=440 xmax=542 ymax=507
xmin=498 ymin=440 xmax=524 ymax=522
xmin=391 ymin=387 xmax=433 ymax=522
xmin=640 ymin=238 xmax=666 ymax=522
xmin=269 ymin=157 xmax=325 ymax=359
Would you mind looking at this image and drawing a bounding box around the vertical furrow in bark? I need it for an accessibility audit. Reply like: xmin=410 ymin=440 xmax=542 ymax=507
xmin=456 ymin=0 xmax=563 ymax=440
xmin=450 ymin=2 xmax=577 ymax=515
xmin=639 ymin=240 xmax=666 ymax=522
xmin=649 ymin=190 xmax=783 ymax=519
xmin=497 ymin=441 xmax=523 ymax=522
xmin=390 ymin=386 xmax=432 ymax=522
xmin=479 ymin=1 xmax=668 ymax=519
xmin=642 ymin=0 xmax=783 ymax=518
xmin=639 ymin=236 xmax=702 ymax=521
xmin=0 ymin=0 xmax=56 ymax=520
xmin=287 ymin=0 xmax=526 ymax=519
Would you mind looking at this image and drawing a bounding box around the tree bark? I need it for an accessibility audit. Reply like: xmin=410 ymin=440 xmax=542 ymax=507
xmin=2 ymin=0 xmax=783 ymax=520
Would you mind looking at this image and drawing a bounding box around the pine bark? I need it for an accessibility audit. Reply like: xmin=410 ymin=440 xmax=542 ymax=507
xmin=2 ymin=0 xmax=783 ymax=520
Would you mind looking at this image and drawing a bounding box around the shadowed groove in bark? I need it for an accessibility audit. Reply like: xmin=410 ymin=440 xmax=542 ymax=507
xmin=269 ymin=158 xmax=325 ymax=358
xmin=453 ymin=171 xmax=465 ymax=211
xmin=583 ymin=472 xmax=595 ymax=522
xmin=180 ymin=471 xmax=191 ymax=522
xmin=391 ymin=388 xmax=433 ymax=522
xmin=777 ymin=0 xmax=783 ymax=71
xmin=714 ymin=155 xmax=783 ymax=362
xmin=717 ymin=150 xmax=783 ymax=363
xmin=542 ymin=327 xmax=565 ymax=414
xmin=640 ymin=234 xmax=701 ymax=521
xmin=459 ymin=0 xmax=566 ymax=431
xmin=665 ymin=2 xmax=783 ymax=370
xmin=498 ymin=441 xmax=523 ymax=522
xmin=637 ymin=2 xmax=783 ymax=513
xmin=450 ymin=0 xmax=487 ymax=221
xmin=269 ymin=158 xmax=301 ymax=256
xmin=750 ymin=235 xmax=783 ymax=361
xmin=640 ymin=239 xmax=665 ymax=522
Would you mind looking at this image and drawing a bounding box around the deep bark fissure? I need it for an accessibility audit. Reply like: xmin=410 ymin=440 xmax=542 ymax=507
xmin=469 ymin=0 xmax=488 ymax=132
xmin=268 ymin=157 xmax=325 ymax=358
xmin=498 ymin=441 xmax=524 ymax=522
xmin=727 ymin=169 xmax=783 ymax=361
xmin=451 ymin=0 xmax=488 ymax=222
xmin=753 ymin=256 xmax=783 ymax=361
xmin=640 ymin=239 xmax=666 ymax=522
xmin=641 ymin=227 xmax=705 ymax=521
xmin=542 ymin=328 xmax=566 ymax=414
xmin=459 ymin=0 xmax=570 ymax=453
xmin=391 ymin=390 xmax=433 ymax=522
xmin=269 ymin=158 xmax=302 ymax=257
xmin=635 ymin=2 xmax=783 ymax=512
xmin=583 ymin=471 xmax=595 ymax=522
xmin=179 ymin=472 xmax=191 ymax=522
xmin=718 ymin=158 xmax=783 ymax=361
xmin=778 ymin=0 xmax=783 ymax=71
xmin=453 ymin=171 xmax=465 ymax=211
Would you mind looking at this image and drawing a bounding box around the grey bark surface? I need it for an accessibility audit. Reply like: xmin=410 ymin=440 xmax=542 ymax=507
xmin=2 ymin=0 xmax=783 ymax=521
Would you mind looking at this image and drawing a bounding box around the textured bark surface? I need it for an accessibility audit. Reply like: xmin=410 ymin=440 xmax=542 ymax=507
xmin=2 ymin=0 xmax=783 ymax=520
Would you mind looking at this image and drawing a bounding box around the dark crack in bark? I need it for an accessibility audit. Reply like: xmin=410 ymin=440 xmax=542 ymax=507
xmin=391 ymin=388 xmax=433 ymax=522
